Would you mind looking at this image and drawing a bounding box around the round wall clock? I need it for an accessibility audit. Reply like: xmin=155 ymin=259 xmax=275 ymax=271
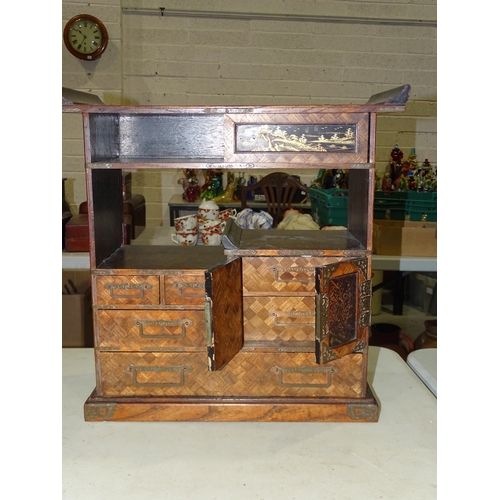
xmin=63 ymin=14 xmax=108 ymax=61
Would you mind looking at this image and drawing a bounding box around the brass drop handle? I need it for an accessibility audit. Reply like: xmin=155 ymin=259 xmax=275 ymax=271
xmin=271 ymin=266 xmax=314 ymax=284
xmin=104 ymin=282 xmax=152 ymax=298
xmin=135 ymin=319 xmax=192 ymax=338
xmin=127 ymin=365 xmax=192 ymax=387
xmin=272 ymin=366 xmax=337 ymax=388
xmin=270 ymin=311 xmax=315 ymax=327
xmin=172 ymin=282 xmax=205 ymax=297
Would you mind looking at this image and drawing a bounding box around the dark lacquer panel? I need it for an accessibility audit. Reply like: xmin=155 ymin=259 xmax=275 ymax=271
xmin=92 ymin=169 xmax=123 ymax=266
xmin=327 ymin=273 xmax=357 ymax=347
xmin=118 ymin=114 xmax=225 ymax=159
xmin=236 ymin=124 xmax=357 ymax=153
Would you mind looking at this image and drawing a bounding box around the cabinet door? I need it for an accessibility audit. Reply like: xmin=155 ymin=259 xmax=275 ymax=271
xmin=315 ymin=258 xmax=371 ymax=364
xmin=205 ymin=257 xmax=243 ymax=371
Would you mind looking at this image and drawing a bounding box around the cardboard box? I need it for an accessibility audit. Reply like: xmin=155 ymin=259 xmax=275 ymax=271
xmin=62 ymin=271 xmax=93 ymax=347
xmin=373 ymin=220 xmax=437 ymax=256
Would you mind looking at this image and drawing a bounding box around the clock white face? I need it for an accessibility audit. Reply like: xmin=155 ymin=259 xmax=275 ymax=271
xmin=68 ymin=18 xmax=103 ymax=55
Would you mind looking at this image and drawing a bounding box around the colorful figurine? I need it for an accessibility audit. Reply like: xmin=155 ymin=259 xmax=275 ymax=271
xmin=389 ymin=144 xmax=404 ymax=185
xmin=390 ymin=143 xmax=404 ymax=163
xmin=379 ymin=145 xmax=436 ymax=194
xmin=408 ymin=148 xmax=418 ymax=171
xmin=382 ymin=172 xmax=393 ymax=191
xmin=178 ymin=169 xmax=201 ymax=202
xmin=200 ymin=169 xmax=224 ymax=200
xmin=212 ymin=180 xmax=238 ymax=203
xmin=421 ymin=158 xmax=432 ymax=172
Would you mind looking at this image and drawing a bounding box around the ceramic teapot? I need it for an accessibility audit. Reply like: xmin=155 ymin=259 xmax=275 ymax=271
xmin=198 ymin=199 xmax=219 ymax=220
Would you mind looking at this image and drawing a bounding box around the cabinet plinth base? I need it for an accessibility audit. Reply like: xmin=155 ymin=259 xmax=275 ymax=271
xmin=84 ymin=386 xmax=379 ymax=422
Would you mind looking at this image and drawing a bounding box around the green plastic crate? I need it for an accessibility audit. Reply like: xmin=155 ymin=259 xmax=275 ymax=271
xmin=310 ymin=189 xmax=437 ymax=225
xmin=406 ymin=191 xmax=437 ymax=202
xmin=309 ymin=188 xmax=349 ymax=226
xmin=406 ymin=191 xmax=437 ymax=222
xmin=374 ymin=191 xmax=437 ymax=222
xmin=374 ymin=191 xmax=407 ymax=220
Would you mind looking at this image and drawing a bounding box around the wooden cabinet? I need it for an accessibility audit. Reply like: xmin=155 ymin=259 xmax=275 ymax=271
xmin=63 ymin=84 xmax=410 ymax=422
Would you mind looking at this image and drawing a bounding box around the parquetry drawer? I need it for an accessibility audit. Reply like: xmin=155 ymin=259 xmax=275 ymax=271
xmin=97 ymin=351 xmax=363 ymax=398
xmin=164 ymin=272 xmax=206 ymax=307
xmin=96 ymin=309 xmax=206 ymax=351
xmin=243 ymin=296 xmax=315 ymax=342
xmin=95 ymin=275 xmax=160 ymax=305
xmin=242 ymin=257 xmax=341 ymax=294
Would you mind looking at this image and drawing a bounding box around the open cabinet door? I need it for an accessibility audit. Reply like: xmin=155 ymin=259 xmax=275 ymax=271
xmin=315 ymin=258 xmax=371 ymax=364
xmin=205 ymin=257 xmax=243 ymax=371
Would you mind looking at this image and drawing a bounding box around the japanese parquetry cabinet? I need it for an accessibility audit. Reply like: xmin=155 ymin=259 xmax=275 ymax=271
xmin=63 ymin=84 xmax=410 ymax=422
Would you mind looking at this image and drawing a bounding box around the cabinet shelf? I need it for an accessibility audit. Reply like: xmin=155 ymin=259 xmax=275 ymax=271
xmin=96 ymin=245 xmax=226 ymax=271
xmin=85 ymin=109 xmax=374 ymax=166
xmin=94 ymin=223 xmax=367 ymax=272
xmin=88 ymin=157 xmax=225 ymax=168
xmin=222 ymin=219 xmax=366 ymax=256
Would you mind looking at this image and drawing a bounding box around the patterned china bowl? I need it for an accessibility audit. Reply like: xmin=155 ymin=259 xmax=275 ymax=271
xmin=235 ymin=209 xmax=273 ymax=229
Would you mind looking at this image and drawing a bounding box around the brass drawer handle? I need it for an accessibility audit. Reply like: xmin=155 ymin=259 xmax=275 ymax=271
xmin=270 ymin=311 xmax=315 ymax=327
xmin=271 ymin=266 xmax=314 ymax=284
xmin=128 ymin=365 xmax=192 ymax=387
xmin=135 ymin=319 xmax=192 ymax=339
xmin=172 ymin=282 xmax=205 ymax=297
xmin=272 ymin=366 xmax=338 ymax=388
xmin=104 ymin=282 xmax=153 ymax=299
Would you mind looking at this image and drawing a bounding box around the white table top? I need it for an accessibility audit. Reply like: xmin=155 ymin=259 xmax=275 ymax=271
xmin=63 ymin=347 xmax=436 ymax=499
xmin=62 ymin=227 xmax=437 ymax=272
xmin=407 ymin=348 xmax=437 ymax=397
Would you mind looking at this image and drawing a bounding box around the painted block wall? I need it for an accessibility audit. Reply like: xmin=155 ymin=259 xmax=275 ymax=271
xmin=62 ymin=0 xmax=437 ymax=227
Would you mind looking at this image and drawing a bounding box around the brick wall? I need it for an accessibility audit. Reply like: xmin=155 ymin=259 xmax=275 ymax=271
xmin=62 ymin=0 xmax=122 ymax=212
xmin=62 ymin=0 xmax=437 ymax=226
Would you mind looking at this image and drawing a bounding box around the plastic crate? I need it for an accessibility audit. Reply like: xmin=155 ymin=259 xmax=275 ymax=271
xmin=407 ymin=202 xmax=437 ymax=222
xmin=374 ymin=191 xmax=437 ymax=222
xmin=309 ymin=188 xmax=349 ymax=226
xmin=406 ymin=191 xmax=437 ymax=222
xmin=374 ymin=191 xmax=407 ymax=220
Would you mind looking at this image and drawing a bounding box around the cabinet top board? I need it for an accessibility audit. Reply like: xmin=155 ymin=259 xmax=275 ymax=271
xmin=62 ymin=85 xmax=410 ymax=115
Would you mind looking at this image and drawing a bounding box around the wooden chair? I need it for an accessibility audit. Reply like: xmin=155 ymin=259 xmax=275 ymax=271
xmin=240 ymin=172 xmax=309 ymax=227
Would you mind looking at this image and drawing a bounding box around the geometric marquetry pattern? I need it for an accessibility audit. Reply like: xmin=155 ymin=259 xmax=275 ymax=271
xmin=95 ymin=275 xmax=160 ymax=305
xmin=243 ymin=257 xmax=341 ymax=294
xmin=164 ymin=275 xmax=205 ymax=307
xmin=96 ymin=309 xmax=206 ymax=351
xmin=243 ymin=296 xmax=315 ymax=342
xmin=207 ymin=257 xmax=244 ymax=371
xmin=98 ymin=351 xmax=363 ymax=398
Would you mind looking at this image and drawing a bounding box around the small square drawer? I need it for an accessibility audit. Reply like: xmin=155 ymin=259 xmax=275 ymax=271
xmin=96 ymin=309 xmax=206 ymax=351
xmin=164 ymin=273 xmax=206 ymax=306
xmin=242 ymin=257 xmax=339 ymax=294
xmin=244 ymin=296 xmax=316 ymax=342
xmin=95 ymin=275 xmax=160 ymax=305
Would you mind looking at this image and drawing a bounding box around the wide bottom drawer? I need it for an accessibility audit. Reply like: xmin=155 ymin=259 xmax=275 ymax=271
xmin=97 ymin=351 xmax=363 ymax=398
